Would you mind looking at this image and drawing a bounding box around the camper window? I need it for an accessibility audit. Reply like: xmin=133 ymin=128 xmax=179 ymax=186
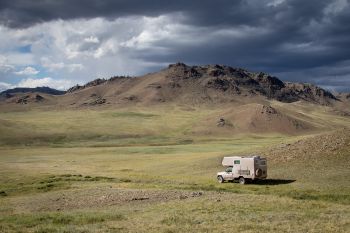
xmin=234 ymin=160 xmax=240 ymax=165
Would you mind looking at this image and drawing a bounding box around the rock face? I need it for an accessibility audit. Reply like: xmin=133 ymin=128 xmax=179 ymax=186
xmin=217 ymin=118 xmax=226 ymax=127
xmin=82 ymin=97 xmax=106 ymax=106
xmin=163 ymin=63 xmax=337 ymax=105
xmin=275 ymin=82 xmax=338 ymax=104
xmin=15 ymin=94 xmax=45 ymax=104
xmin=260 ymin=105 xmax=277 ymax=114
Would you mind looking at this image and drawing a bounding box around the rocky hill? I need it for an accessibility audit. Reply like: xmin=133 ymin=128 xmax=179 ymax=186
xmin=0 ymin=63 xmax=344 ymax=109
xmin=63 ymin=63 xmax=338 ymax=106
xmin=261 ymin=128 xmax=350 ymax=162
xmin=192 ymin=103 xmax=314 ymax=135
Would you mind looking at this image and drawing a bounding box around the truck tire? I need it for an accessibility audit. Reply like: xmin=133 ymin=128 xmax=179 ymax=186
xmin=255 ymin=168 xmax=263 ymax=177
xmin=239 ymin=177 xmax=246 ymax=185
xmin=217 ymin=176 xmax=224 ymax=183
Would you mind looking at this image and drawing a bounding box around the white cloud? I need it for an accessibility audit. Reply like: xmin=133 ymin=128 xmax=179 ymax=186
xmin=6 ymin=53 xmax=35 ymax=66
xmin=84 ymin=36 xmax=100 ymax=43
xmin=14 ymin=66 xmax=40 ymax=75
xmin=0 ymin=82 xmax=14 ymax=92
xmin=92 ymin=39 xmax=118 ymax=58
xmin=17 ymin=77 xmax=73 ymax=90
xmin=41 ymin=57 xmax=84 ymax=72
xmin=121 ymin=15 xmax=193 ymax=50
xmin=0 ymin=55 xmax=15 ymax=73
xmin=0 ymin=15 xmax=183 ymax=84
xmin=41 ymin=59 xmax=65 ymax=70
xmin=67 ymin=63 xmax=84 ymax=72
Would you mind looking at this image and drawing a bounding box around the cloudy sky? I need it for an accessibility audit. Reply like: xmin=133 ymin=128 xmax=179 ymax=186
xmin=0 ymin=0 xmax=349 ymax=92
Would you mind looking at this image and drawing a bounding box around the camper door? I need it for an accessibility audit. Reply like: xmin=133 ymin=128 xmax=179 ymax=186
xmin=232 ymin=159 xmax=241 ymax=177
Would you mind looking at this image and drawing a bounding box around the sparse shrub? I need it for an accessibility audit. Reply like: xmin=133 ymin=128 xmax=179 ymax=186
xmin=178 ymin=139 xmax=193 ymax=145
xmin=52 ymin=216 xmax=72 ymax=225
xmin=120 ymin=178 xmax=132 ymax=183
xmin=34 ymin=227 xmax=58 ymax=233
xmin=0 ymin=191 xmax=7 ymax=196
xmin=161 ymin=214 xmax=194 ymax=226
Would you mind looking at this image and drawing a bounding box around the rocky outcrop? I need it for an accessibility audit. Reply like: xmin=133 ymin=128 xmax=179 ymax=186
xmin=67 ymin=78 xmax=107 ymax=93
xmin=217 ymin=118 xmax=226 ymax=127
xmin=15 ymin=94 xmax=45 ymax=104
xmin=163 ymin=63 xmax=338 ymax=105
xmin=205 ymin=77 xmax=240 ymax=93
xmin=260 ymin=105 xmax=277 ymax=115
xmin=67 ymin=76 xmax=133 ymax=93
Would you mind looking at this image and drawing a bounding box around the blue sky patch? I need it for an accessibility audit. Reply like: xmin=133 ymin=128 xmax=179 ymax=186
xmin=17 ymin=45 xmax=32 ymax=53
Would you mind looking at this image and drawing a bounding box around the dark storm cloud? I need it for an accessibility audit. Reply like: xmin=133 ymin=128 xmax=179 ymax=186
xmin=1 ymin=0 xmax=349 ymax=91
xmin=0 ymin=0 xmax=241 ymax=28
xmin=0 ymin=0 xmax=331 ymax=29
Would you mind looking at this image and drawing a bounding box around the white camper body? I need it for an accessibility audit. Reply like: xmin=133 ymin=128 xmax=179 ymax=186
xmin=217 ymin=155 xmax=267 ymax=184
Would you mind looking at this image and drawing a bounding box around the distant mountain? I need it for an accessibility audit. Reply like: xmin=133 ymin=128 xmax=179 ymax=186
xmin=0 ymin=87 xmax=66 ymax=96
xmin=0 ymin=63 xmax=348 ymax=135
xmin=65 ymin=63 xmax=338 ymax=106
xmin=0 ymin=64 xmax=341 ymax=107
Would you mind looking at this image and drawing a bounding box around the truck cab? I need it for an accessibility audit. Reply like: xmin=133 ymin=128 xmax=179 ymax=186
xmin=217 ymin=155 xmax=267 ymax=184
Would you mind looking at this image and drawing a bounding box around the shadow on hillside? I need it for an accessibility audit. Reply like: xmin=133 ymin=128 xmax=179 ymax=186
xmin=253 ymin=179 xmax=296 ymax=185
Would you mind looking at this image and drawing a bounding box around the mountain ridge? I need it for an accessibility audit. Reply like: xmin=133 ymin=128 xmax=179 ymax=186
xmin=0 ymin=63 xmax=347 ymax=107
xmin=0 ymin=86 xmax=65 ymax=97
xmin=64 ymin=63 xmax=338 ymax=106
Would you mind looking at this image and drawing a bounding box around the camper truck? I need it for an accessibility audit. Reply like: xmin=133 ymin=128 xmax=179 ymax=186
xmin=217 ymin=156 xmax=267 ymax=184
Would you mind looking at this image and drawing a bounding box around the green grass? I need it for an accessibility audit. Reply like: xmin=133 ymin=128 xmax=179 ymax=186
xmin=0 ymin=211 xmax=125 ymax=233
xmin=0 ymin=193 xmax=348 ymax=233
xmin=109 ymin=111 xmax=159 ymax=118
xmin=0 ymin=106 xmax=349 ymax=232
xmin=0 ymin=107 xmax=204 ymax=147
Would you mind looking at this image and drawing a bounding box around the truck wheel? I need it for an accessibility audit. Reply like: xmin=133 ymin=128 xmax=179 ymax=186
xmin=217 ymin=176 xmax=224 ymax=183
xmin=239 ymin=177 xmax=246 ymax=185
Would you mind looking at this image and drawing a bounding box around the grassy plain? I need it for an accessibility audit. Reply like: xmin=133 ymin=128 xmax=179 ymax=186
xmin=0 ymin=105 xmax=349 ymax=232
